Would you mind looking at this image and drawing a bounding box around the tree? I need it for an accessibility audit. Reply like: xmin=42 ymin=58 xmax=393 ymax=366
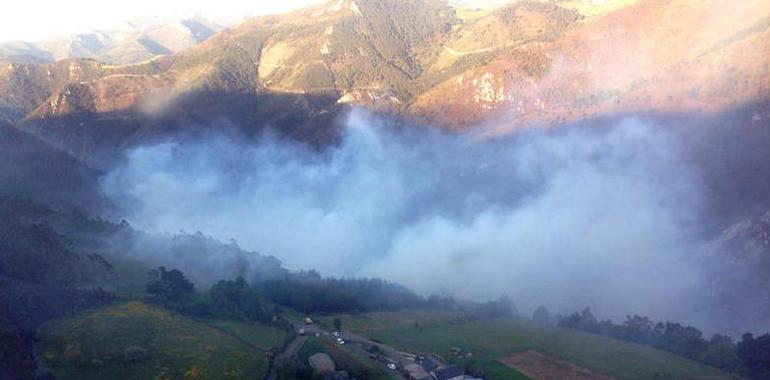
xmin=703 ymin=334 xmax=741 ymax=372
xmin=497 ymin=294 xmax=518 ymax=316
xmin=146 ymin=267 xmax=195 ymax=311
xmin=478 ymin=295 xmax=518 ymax=318
xmin=196 ymin=277 xmax=268 ymax=322
xmin=532 ymin=306 xmax=554 ymax=325
xmin=559 ymin=307 xmax=599 ymax=333
xmin=737 ymin=333 xmax=770 ymax=379
xmin=333 ymin=317 xmax=342 ymax=331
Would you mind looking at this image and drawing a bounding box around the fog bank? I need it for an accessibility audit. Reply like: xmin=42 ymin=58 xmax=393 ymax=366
xmin=103 ymin=109 xmax=712 ymax=323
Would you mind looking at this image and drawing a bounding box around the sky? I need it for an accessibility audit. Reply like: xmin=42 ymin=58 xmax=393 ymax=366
xmin=0 ymin=0 xmax=326 ymax=42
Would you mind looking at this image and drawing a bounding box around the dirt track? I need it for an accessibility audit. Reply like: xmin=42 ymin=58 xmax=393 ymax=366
xmin=499 ymin=350 xmax=615 ymax=380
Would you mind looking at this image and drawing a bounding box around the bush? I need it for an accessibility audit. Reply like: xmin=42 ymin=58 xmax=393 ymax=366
xmin=123 ymin=345 xmax=148 ymax=362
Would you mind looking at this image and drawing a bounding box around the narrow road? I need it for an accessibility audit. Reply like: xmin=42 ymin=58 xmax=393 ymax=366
xmin=266 ymin=319 xmax=407 ymax=380
xmin=339 ymin=335 xmax=409 ymax=380
xmin=266 ymin=321 xmax=324 ymax=380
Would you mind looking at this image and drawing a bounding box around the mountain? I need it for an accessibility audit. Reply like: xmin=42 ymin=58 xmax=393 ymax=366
xmin=413 ymin=0 xmax=770 ymax=131
xmin=0 ymin=0 xmax=768 ymax=165
xmin=0 ymin=122 xmax=106 ymax=211
xmin=0 ymin=17 xmax=221 ymax=65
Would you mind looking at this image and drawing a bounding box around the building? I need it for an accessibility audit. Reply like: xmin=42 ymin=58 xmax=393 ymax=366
xmin=433 ymin=365 xmax=462 ymax=380
xmin=421 ymin=356 xmax=440 ymax=373
xmin=404 ymin=363 xmax=432 ymax=380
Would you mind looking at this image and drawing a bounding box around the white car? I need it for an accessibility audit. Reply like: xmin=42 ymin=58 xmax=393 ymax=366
xmin=386 ymin=363 xmax=397 ymax=370
xmin=336 ymin=338 xmax=345 ymax=345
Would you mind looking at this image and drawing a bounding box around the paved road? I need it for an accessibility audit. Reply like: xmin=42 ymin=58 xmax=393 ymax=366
xmin=266 ymin=319 xmax=407 ymax=380
xmin=266 ymin=322 xmax=320 ymax=380
xmin=339 ymin=334 xmax=408 ymax=380
xmin=265 ymin=335 xmax=308 ymax=380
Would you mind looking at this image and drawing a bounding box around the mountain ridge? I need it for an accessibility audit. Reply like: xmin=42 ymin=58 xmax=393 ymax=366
xmin=0 ymin=0 xmax=767 ymax=165
xmin=0 ymin=17 xmax=222 ymax=65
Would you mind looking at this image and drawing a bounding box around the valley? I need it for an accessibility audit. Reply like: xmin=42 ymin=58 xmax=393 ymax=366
xmin=2 ymin=0 xmax=770 ymax=379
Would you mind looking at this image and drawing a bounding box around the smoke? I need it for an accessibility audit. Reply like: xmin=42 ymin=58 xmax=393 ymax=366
xmin=102 ymin=109 xmax=714 ymax=324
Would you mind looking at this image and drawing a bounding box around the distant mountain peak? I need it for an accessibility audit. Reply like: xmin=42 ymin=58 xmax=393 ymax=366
xmin=0 ymin=17 xmax=224 ymax=65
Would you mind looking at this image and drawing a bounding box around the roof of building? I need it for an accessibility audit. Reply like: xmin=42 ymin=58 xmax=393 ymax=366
xmin=404 ymin=363 xmax=432 ymax=380
xmin=421 ymin=356 xmax=439 ymax=372
xmin=434 ymin=365 xmax=463 ymax=380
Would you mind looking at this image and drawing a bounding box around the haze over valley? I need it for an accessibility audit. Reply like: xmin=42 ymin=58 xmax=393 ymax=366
xmin=2 ymin=1 xmax=770 ymax=379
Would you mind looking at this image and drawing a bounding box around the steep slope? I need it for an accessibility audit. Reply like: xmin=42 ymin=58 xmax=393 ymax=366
xmin=0 ymin=0 xmax=768 ymax=164
xmin=412 ymin=0 xmax=770 ymax=130
xmin=0 ymin=122 xmax=106 ymax=211
xmin=10 ymin=0 xmax=466 ymax=163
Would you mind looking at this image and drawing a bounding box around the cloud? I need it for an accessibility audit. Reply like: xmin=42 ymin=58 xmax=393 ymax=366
xmin=102 ymin=109 xmax=711 ymax=323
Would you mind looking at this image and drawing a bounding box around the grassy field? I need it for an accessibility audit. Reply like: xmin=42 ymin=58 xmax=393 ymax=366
xmin=36 ymin=301 xmax=287 ymax=380
xmin=205 ymin=319 xmax=287 ymax=350
xmin=325 ymin=311 xmax=735 ymax=380
xmin=316 ymin=309 xmax=469 ymax=333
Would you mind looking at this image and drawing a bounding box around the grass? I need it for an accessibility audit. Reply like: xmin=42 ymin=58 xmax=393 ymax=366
xmin=481 ymin=360 xmax=532 ymax=380
xmin=558 ymin=0 xmax=640 ymax=17
xmin=316 ymin=309 xmax=468 ymax=334
xmin=297 ymin=337 xmax=327 ymax=364
xmin=327 ymin=310 xmax=734 ymax=380
xmin=37 ymin=301 xmax=287 ymax=380
xmin=205 ymin=319 xmax=286 ymax=351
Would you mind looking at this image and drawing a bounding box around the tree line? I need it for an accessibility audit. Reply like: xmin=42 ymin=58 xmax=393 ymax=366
xmin=145 ymin=266 xmax=520 ymax=327
xmin=145 ymin=267 xmax=434 ymax=324
xmin=554 ymin=306 xmax=770 ymax=379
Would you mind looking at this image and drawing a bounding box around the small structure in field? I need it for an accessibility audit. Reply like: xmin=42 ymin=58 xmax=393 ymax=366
xmin=304 ymin=317 xmax=314 ymax=325
xmin=309 ymin=352 xmax=335 ymax=374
